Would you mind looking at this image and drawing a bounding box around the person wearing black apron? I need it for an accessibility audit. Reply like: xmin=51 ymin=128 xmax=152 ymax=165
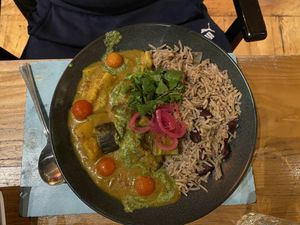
xmin=15 ymin=0 xmax=232 ymax=59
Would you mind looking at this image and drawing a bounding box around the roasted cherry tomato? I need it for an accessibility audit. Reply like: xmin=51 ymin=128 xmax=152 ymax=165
xmin=134 ymin=176 xmax=155 ymax=196
xmin=96 ymin=157 xmax=116 ymax=177
xmin=71 ymin=99 xmax=93 ymax=120
xmin=105 ymin=52 xmax=123 ymax=68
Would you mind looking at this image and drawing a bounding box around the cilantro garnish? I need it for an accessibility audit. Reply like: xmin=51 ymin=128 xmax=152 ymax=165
xmin=128 ymin=69 xmax=184 ymax=115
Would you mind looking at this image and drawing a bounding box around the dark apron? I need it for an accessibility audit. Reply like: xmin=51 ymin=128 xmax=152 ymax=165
xmin=23 ymin=0 xmax=232 ymax=58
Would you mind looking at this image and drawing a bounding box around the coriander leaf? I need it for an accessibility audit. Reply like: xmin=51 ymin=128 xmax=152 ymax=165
xmin=142 ymin=77 xmax=156 ymax=95
xmin=152 ymin=73 xmax=163 ymax=82
xmin=164 ymin=70 xmax=183 ymax=89
xmin=167 ymin=92 xmax=183 ymax=102
xmin=137 ymin=100 xmax=157 ymax=116
xmin=128 ymin=69 xmax=184 ymax=115
xmin=156 ymin=79 xmax=168 ymax=95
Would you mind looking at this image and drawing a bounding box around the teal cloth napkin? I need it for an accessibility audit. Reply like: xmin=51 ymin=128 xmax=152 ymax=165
xmin=20 ymin=58 xmax=256 ymax=217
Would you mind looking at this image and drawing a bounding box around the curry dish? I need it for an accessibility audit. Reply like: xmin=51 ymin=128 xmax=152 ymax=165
xmin=68 ymin=49 xmax=180 ymax=212
xmin=68 ymin=31 xmax=242 ymax=212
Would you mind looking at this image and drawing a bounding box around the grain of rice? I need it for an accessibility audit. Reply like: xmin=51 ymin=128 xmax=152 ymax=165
xmin=150 ymin=42 xmax=242 ymax=194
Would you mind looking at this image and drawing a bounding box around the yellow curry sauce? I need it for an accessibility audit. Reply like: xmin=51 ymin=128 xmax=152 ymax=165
xmin=68 ymin=50 xmax=180 ymax=212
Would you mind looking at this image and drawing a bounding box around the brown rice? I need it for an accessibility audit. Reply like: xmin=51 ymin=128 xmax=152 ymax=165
xmin=149 ymin=42 xmax=242 ymax=195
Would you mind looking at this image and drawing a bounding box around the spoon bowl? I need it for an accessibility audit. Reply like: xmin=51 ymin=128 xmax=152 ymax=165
xmin=38 ymin=140 xmax=64 ymax=185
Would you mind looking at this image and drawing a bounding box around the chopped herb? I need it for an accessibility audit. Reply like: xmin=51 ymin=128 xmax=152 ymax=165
xmin=104 ymin=31 xmax=122 ymax=52
xmin=103 ymin=60 xmax=127 ymax=75
xmin=128 ymin=69 xmax=185 ymax=115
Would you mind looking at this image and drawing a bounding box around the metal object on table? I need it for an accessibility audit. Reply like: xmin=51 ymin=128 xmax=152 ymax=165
xmin=20 ymin=63 xmax=64 ymax=186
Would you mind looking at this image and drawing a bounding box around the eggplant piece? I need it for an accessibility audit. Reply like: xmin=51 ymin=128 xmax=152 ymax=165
xmin=141 ymin=133 xmax=153 ymax=151
xmin=95 ymin=122 xmax=119 ymax=154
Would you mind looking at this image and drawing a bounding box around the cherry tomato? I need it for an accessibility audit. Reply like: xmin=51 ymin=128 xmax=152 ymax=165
xmin=134 ymin=176 xmax=155 ymax=196
xmin=105 ymin=52 xmax=123 ymax=68
xmin=96 ymin=157 xmax=116 ymax=177
xmin=71 ymin=100 xmax=93 ymax=120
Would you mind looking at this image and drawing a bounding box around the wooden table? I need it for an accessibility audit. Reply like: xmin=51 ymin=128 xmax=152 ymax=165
xmin=0 ymin=56 xmax=300 ymax=225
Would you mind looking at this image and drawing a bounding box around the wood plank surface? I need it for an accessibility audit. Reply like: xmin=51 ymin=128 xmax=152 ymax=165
xmin=0 ymin=56 xmax=300 ymax=224
xmin=0 ymin=60 xmax=25 ymax=187
xmin=212 ymin=16 xmax=286 ymax=56
xmin=0 ymin=0 xmax=28 ymax=58
xmin=213 ymin=15 xmax=300 ymax=56
xmin=205 ymin=0 xmax=300 ymax=16
xmin=279 ymin=17 xmax=300 ymax=55
xmin=1 ymin=187 xmax=34 ymax=225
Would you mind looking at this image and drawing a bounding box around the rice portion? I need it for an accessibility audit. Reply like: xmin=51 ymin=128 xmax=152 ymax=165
xmin=149 ymin=43 xmax=242 ymax=195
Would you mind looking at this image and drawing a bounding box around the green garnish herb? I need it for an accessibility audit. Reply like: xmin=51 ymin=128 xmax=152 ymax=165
xmin=102 ymin=31 xmax=125 ymax=75
xmin=128 ymin=69 xmax=184 ymax=115
xmin=103 ymin=60 xmax=127 ymax=75
xmin=104 ymin=31 xmax=122 ymax=52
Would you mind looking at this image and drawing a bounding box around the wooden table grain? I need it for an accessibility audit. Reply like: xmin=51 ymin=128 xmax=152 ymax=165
xmin=0 ymin=56 xmax=299 ymax=225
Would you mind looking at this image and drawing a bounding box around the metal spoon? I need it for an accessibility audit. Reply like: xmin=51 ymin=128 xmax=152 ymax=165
xmin=20 ymin=63 xmax=64 ymax=185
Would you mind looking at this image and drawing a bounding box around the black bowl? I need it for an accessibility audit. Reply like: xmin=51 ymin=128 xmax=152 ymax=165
xmin=50 ymin=24 xmax=256 ymax=225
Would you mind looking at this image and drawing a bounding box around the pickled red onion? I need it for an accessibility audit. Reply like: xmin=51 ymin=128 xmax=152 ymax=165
xmin=129 ymin=112 xmax=151 ymax=133
xmin=129 ymin=104 xmax=186 ymax=151
xmin=149 ymin=116 xmax=162 ymax=134
xmin=155 ymin=108 xmax=186 ymax=138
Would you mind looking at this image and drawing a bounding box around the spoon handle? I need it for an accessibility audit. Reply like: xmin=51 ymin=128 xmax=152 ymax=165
xmin=20 ymin=63 xmax=50 ymax=137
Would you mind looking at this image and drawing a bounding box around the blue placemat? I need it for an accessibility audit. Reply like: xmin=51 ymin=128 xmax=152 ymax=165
xmin=20 ymin=57 xmax=256 ymax=217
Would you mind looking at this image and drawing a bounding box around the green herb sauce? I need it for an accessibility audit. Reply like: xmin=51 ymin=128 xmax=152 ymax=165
xmin=104 ymin=30 xmax=122 ymax=52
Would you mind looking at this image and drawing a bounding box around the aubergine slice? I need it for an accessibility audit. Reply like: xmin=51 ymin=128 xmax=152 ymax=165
xmin=141 ymin=132 xmax=153 ymax=151
xmin=95 ymin=122 xmax=119 ymax=154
